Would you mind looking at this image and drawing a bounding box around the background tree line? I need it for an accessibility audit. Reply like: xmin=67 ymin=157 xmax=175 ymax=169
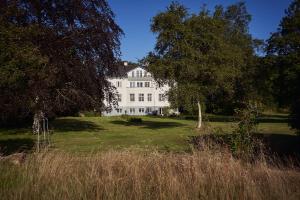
xmin=146 ymin=0 xmax=300 ymax=132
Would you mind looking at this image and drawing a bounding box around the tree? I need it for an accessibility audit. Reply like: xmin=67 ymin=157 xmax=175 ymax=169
xmin=266 ymin=0 xmax=300 ymax=132
xmin=0 ymin=0 xmax=123 ymax=129
xmin=147 ymin=2 xmax=258 ymax=128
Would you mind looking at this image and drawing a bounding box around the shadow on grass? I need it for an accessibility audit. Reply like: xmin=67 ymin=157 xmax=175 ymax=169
xmin=175 ymin=114 xmax=290 ymax=123
xmin=0 ymin=128 xmax=30 ymax=135
xmin=0 ymin=138 xmax=35 ymax=156
xmin=110 ymin=120 xmax=186 ymax=130
xmin=191 ymin=133 xmax=300 ymax=161
xmin=52 ymin=118 xmax=104 ymax=132
xmin=254 ymin=133 xmax=300 ymax=158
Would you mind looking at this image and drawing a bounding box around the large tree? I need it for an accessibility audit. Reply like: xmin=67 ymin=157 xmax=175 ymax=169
xmin=147 ymin=2 xmax=258 ymax=128
xmin=0 ymin=0 xmax=123 ymax=129
xmin=266 ymin=0 xmax=300 ymax=132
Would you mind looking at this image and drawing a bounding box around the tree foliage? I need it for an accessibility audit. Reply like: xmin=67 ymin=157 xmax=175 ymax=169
xmin=147 ymin=2 xmax=260 ymax=123
xmin=0 ymin=0 xmax=123 ymax=126
xmin=266 ymin=0 xmax=300 ymax=132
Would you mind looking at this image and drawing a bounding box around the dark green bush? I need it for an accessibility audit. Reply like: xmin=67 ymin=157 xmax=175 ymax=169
xmin=127 ymin=117 xmax=142 ymax=123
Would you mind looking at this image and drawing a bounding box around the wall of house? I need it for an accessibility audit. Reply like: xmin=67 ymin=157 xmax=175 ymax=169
xmin=103 ymin=67 xmax=171 ymax=116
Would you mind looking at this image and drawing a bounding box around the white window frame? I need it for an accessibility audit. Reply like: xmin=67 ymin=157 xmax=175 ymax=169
xmin=137 ymin=70 xmax=142 ymax=77
xmin=147 ymin=93 xmax=152 ymax=101
xmin=116 ymin=108 xmax=122 ymax=113
xmin=146 ymin=107 xmax=152 ymax=113
xmin=130 ymin=94 xmax=135 ymax=102
xmin=145 ymin=82 xmax=150 ymax=87
xmin=130 ymin=82 xmax=135 ymax=88
xmin=139 ymin=94 xmax=144 ymax=102
xmin=137 ymin=82 xmax=143 ymax=87
xmin=116 ymin=81 xmax=122 ymax=87
xmin=139 ymin=108 xmax=145 ymax=113
xmin=130 ymin=108 xmax=135 ymax=113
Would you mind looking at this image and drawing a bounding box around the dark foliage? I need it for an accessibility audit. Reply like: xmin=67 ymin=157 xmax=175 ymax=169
xmin=0 ymin=0 xmax=123 ymax=126
xmin=266 ymin=0 xmax=300 ymax=132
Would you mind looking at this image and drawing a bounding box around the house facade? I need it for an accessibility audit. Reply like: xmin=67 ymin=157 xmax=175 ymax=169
xmin=103 ymin=66 xmax=171 ymax=116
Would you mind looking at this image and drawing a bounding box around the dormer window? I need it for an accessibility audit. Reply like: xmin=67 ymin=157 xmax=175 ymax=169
xmin=137 ymin=70 xmax=143 ymax=78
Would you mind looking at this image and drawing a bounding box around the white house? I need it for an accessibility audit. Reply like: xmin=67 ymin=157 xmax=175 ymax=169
xmin=102 ymin=64 xmax=171 ymax=116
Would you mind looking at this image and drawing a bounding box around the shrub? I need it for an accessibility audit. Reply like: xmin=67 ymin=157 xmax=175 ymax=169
xmin=127 ymin=117 xmax=142 ymax=123
xmin=229 ymin=103 xmax=261 ymax=160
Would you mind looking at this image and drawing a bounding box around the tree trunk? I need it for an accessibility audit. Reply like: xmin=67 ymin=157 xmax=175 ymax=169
xmin=32 ymin=110 xmax=44 ymax=134
xmin=197 ymin=100 xmax=202 ymax=129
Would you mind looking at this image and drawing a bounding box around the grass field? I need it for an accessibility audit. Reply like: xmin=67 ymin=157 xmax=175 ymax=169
xmin=1 ymin=115 xmax=300 ymax=200
xmin=0 ymin=114 xmax=297 ymax=155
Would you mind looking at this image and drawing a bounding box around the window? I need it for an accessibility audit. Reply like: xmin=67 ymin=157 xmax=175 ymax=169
xmin=146 ymin=107 xmax=152 ymax=113
xmin=116 ymin=108 xmax=122 ymax=113
xmin=130 ymin=94 xmax=135 ymax=101
xmin=117 ymin=94 xmax=122 ymax=102
xmin=139 ymin=94 xmax=144 ymax=101
xmin=116 ymin=81 xmax=122 ymax=87
xmin=137 ymin=82 xmax=143 ymax=87
xmin=147 ymin=93 xmax=152 ymax=101
xmin=130 ymin=82 xmax=135 ymax=88
xmin=145 ymin=82 xmax=150 ymax=87
xmin=139 ymin=108 xmax=145 ymax=113
xmin=159 ymin=94 xmax=165 ymax=101
xmin=131 ymin=71 xmax=135 ymax=77
xmin=137 ymin=70 xmax=142 ymax=77
xmin=130 ymin=108 xmax=135 ymax=113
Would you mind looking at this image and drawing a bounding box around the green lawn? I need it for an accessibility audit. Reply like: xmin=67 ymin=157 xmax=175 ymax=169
xmin=0 ymin=114 xmax=296 ymax=154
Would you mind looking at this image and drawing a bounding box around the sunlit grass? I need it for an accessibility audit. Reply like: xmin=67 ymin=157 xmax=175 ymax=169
xmin=0 ymin=114 xmax=295 ymax=153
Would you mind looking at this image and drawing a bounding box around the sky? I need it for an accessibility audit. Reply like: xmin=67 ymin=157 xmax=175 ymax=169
xmin=108 ymin=0 xmax=292 ymax=62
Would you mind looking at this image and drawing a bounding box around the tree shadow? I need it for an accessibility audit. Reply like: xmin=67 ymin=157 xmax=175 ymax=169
xmin=0 ymin=138 xmax=35 ymax=156
xmin=110 ymin=120 xmax=186 ymax=130
xmin=253 ymin=133 xmax=300 ymax=159
xmin=206 ymin=115 xmax=289 ymax=123
xmin=206 ymin=115 xmax=235 ymax=122
xmin=190 ymin=133 xmax=300 ymax=162
xmin=179 ymin=114 xmax=289 ymax=123
xmin=261 ymin=113 xmax=289 ymax=119
xmin=52 ymin=118 xmax=104 ymax=132
xmin=0 ymin=128 xmax=30 ymax=135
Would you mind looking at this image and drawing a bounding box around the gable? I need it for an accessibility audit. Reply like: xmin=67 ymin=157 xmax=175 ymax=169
xmin=127 ymin=67 xmax=151 ymax=78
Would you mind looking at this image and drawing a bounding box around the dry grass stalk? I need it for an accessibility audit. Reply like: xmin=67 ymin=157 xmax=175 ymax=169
xmin=1 ymin=149 xmax=300 ymax=200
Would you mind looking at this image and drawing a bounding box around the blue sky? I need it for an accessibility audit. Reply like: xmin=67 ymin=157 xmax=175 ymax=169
xmin=108 ymin=0 xmax=292 ymax=62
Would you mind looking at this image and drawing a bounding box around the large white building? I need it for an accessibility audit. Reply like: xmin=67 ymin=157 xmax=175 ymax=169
xmin=103 ymin=65 xmax=171 ymax=116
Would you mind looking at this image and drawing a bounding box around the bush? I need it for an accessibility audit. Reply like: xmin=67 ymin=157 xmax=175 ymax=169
xmin=229 ymin=103 xmax=261 ymax=160
xmin=127 ymin=117 xmax=142 ymax=123
xmin=120 ymin=115 xmax=142 ymax=123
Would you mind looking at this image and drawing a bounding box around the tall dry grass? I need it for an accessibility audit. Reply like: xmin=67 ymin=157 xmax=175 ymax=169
xmin=1 ymin=149 xmax=300 ymax=200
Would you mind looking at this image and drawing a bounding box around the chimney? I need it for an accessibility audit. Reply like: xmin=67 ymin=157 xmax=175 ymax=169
xmin=124 ymin=61 xmax=128 ymax=66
